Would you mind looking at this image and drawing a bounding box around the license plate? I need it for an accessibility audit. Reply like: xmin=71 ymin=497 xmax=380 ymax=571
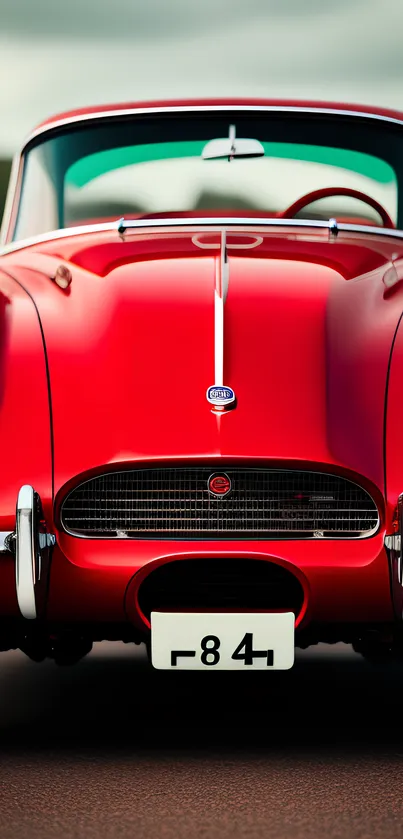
xmin=151 ymin=612 xmax=295 ymax=670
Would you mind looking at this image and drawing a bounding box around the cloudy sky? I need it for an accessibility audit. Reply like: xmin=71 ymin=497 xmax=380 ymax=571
xmin=0 ymin=0 xmax=403 ymax=155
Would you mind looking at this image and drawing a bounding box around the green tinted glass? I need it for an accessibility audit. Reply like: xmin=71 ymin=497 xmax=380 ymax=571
xmin=66 ymin=141 xmax=396 ymax=188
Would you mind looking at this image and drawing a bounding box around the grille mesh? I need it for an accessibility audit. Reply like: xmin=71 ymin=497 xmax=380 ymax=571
xmin=60 ymin=467 xmax=379 ymax=538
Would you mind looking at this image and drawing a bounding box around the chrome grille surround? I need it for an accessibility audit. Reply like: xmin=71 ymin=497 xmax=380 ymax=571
xmin=60 ymin=467 xmax=380 ymax=539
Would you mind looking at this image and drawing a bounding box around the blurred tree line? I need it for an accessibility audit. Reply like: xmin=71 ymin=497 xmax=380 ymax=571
xmin=0 ymin=160 xmax=11 ymax=219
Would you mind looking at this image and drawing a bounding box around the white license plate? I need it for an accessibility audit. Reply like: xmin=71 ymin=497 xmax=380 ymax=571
xmin=151 ymin=612 xmax=295 ymax=670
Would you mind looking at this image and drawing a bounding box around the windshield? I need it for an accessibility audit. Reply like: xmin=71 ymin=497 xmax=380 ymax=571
xmin=11 ymin=111 xmax=403 ymax=240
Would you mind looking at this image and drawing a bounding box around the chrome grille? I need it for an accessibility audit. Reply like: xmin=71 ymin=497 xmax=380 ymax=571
xmin=60 ymin=468 xmax=379 ymax=538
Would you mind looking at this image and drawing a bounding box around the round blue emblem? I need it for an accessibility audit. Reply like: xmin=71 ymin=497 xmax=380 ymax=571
xmin=206 ymin=385 xmax=236 ymax=406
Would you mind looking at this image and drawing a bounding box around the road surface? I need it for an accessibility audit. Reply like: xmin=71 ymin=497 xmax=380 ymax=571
xmin=0 ymin=642 xmax=401 ymax=838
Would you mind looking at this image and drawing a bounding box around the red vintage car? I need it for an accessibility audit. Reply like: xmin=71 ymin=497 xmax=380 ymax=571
xmin=0 ymin=98 xmax=402 ymax=668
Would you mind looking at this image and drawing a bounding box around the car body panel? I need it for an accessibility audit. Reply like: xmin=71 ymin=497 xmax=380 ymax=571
xmin=1 ymin=231 xmax=401 ymax=504
xmin=45 ymin=535 xmax=393 ymax=628
xmin=0 ymin=99 xmax=403 ymax=661
xmin=0 ymin=271 xmax=52 ymax=528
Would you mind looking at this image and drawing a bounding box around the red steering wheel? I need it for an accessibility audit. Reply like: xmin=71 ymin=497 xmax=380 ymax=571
xmin=280 ymin=187 xmax=395 ymax=229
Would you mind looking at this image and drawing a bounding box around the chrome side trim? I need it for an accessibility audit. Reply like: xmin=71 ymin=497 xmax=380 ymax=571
xmin=3 ymin=103 xmax=403 ymax=245
xmin=2 ymin=217 xmax=403 ymax=258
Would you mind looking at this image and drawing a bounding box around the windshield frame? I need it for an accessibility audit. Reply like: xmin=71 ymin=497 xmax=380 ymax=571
xmin=3 ymin=104 xmax=403 ymax=245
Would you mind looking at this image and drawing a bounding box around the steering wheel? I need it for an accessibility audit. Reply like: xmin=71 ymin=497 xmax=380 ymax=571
xmin=280 ymin=187 xmax=395 ymax=229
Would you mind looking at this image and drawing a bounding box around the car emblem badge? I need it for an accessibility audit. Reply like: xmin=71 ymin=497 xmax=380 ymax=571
xmin=206 ymin=385 xmax=236 ymax=407
xmin=208 ymin=473 xmax=232 ymax=497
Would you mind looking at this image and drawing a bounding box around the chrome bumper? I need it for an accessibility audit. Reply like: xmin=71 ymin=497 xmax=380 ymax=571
xmin=385 ymin=494 xmax=403 ymax=618
xmin=10 ymin=486 xmax=54 ymax=620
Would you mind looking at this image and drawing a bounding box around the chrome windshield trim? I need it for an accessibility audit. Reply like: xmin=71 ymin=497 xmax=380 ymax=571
xmin=117 ymin=217 xmax=403 ymax=239
xmin=23 ymin=105 xmax=403 ymax=147
xmin=0 ymin=221 xmax=120 ymax=254
xmin=3 ymin=103 xmax=403 ymax=246
xmin=0 ymin=217 xmax=403 ymax=256
xmin=2 ymin=217 xmax=403 ymax=257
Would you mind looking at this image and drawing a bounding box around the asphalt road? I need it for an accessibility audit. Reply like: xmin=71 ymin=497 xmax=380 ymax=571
xmin=0 ymin=642 xmax=402 ymax=839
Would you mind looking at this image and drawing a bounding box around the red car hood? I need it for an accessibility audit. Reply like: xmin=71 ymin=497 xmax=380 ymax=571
xmin=4 ymin=229 xmax=401 ymax=498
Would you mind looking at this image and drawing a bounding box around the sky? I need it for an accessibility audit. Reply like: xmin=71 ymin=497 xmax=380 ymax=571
xmin=0 ymin=0 xmax=403 ymax=155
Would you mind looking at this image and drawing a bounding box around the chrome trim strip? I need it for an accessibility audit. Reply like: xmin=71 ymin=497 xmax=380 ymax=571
xmin=0 ymin=221 xmax=118 ymax=255
xmin=23 ymin=104 xmax=403 ymax=147
xmin=63 ymin=531 xmax=381 ymax=541
xmin=15 ymin=485 xmax=37 ymax=619
xmin=214 ymin=230 xmax=226 ymax=386
xmin=206 ymin=231 xmax=234 ymax=407
xmin=59 ymin=466 xmax=381 ymax=541
xmin=2 ymin=217 xmax=403 ymax=258
xmin=116 ymin=217 xmax=403 ymax=238
xmin=3 ymin=102 xmax=403 ymax=245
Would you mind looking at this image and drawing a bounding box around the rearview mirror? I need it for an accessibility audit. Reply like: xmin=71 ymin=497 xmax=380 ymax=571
xmin=202 ymin=124 xmax=265 ymax=161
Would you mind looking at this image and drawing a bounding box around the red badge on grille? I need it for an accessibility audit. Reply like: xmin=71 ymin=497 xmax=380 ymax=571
xmin=208 ymin=473 xmax=232 ymax=497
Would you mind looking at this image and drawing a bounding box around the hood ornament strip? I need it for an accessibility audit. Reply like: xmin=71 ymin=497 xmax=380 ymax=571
xmin=215 ymin=229 xmax=226 ymax=387
xmin=206 ymin=230 xmax=236 ymax=409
